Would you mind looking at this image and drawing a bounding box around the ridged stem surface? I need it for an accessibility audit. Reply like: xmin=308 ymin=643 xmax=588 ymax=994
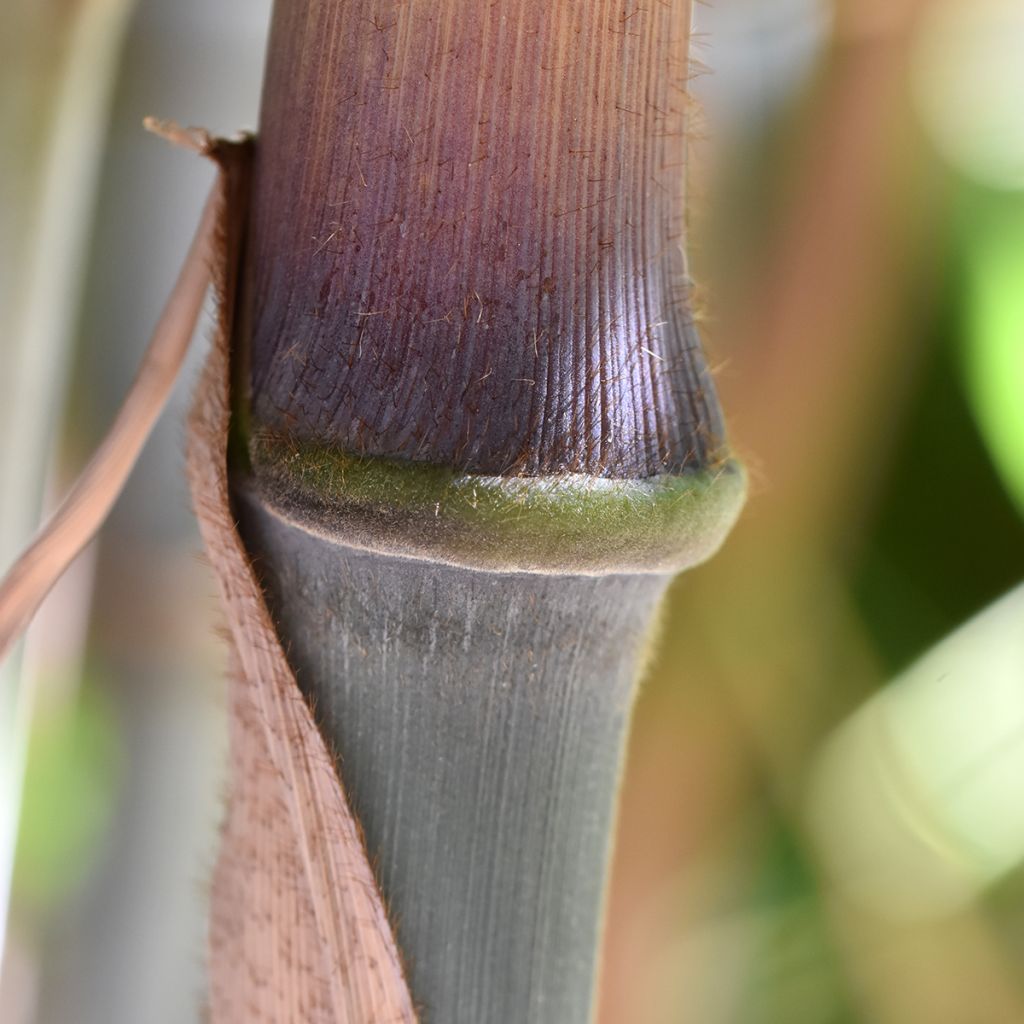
xmin=246 ymin=0 xmax=723 ymax=477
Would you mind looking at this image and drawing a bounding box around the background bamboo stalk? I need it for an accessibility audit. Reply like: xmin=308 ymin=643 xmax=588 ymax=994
xmin=0 ymin=0 xmax=136 ymax=981
xmin=3 ymin=3 xmax=272 ymax=1018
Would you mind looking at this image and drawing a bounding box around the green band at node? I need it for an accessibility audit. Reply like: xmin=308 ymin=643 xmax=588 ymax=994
xmin=243 ymin=435 xmax=746 ymax=577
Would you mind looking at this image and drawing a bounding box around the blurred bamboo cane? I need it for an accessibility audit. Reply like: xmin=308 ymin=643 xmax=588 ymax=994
xmin=0 ymin=0 xmax=135 ymax=979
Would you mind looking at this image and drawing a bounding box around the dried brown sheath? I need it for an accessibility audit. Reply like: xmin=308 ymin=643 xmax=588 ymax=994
xmin=187 ymin=137 xmax=416 ymax=1023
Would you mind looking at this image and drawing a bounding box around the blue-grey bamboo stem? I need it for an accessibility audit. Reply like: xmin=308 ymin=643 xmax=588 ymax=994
xmin=236 ymin=483 xmax=675 ymax=1022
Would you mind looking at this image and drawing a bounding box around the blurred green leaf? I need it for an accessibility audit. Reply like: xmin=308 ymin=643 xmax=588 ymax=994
xmin=853 ymin=285 xmax=1024 ymax=673
xmin=14 ymin=681 xmax=121 ymax=912
xmin=962 ymin=190 xmax=1024 ymax=518
xmin=735 ymin=815 xmax=857 ymax=1024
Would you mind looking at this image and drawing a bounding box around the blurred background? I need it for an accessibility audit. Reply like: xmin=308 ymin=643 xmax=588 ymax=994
xmin=1 ymin=1 xmax=1022 ymax=1021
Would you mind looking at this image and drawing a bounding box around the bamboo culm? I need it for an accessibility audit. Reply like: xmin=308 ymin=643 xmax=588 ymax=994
xmin=225 ymin=0 xmax=745 ymax=1019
